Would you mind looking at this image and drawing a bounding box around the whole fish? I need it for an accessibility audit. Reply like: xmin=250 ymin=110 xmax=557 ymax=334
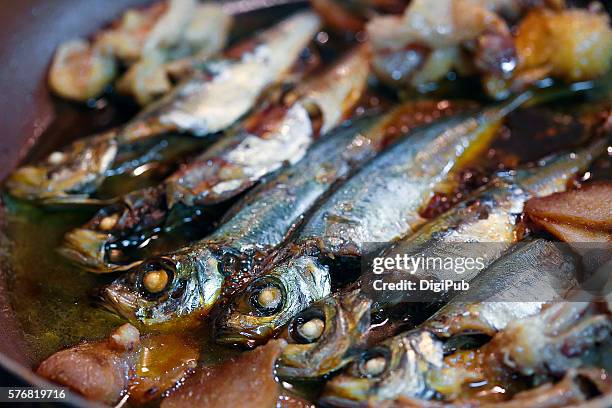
xmin=58 ymin=46 xmax=371 ymax=273
xmin=7 ymin=12 xmax=321 ymax=204
xmin=97 ymin=100 xmax=466 ymax=326
xmin=268 ymin=137 xmax=606 ymax=379
xmin=323 ymin=239 xmax=580 ymax=406
xmin=321 ymin=247 xmax=609 ymax=407
xmin=214 ymin=91 xmax=536 ymax=348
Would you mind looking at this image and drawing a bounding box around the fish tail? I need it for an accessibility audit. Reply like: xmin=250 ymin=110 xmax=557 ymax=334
xmin=523 ymin=80 xmax=598 ymax=109
xmin=517 ymin=137 xmax=606 ymax=197
xmin=487 ymin=80 xmax=598 ymax=123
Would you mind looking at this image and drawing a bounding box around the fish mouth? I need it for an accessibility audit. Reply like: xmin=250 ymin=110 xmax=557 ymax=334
xmin=276 ymin=343 xmax=352 ymax=380
xmin=213 ymin=332 xmax=261 ymax=349
xmin=6 ymin=132 xmax=118 ymax=202
xmin=319 ymin=378 xmax=370 ymax=408
xmin=5 ymin=167 xmax=50 ymax=199
xmin=277 ymin=337 xmax=353 ymax=379
xmin=5 ymin=165 xmax=63 ymax=201
xmin=95 ymin=283 xmax=141 ymax=322
xmin=58 ymin=228 xmax=140 ymax=273
xmin=278 ymin=293 xmax=370 ymax=379
xmin=214 ymin=322 xmax=277 ymax=348
xmin=276 ymin=360 xmax=320 ymax=379
xmin=318 ymin=396 xmax=367 ymax=408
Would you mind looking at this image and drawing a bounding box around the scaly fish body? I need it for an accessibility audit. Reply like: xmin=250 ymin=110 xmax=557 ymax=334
xmin=273 ymin=139 xmax=605 ymax=379
xmin=97 ymin=110 xmax=399 ymax=325
xmin=215 ymin=95 xmax=533 ymax=347
xmin=58 ymin=47 xmax=371 ymax=273
xmin=99 ymin=99 xmax=469 ymax=326
xmin=321 ymin=241 xmax=608 ymax=406
xmin=165 ymin=44 xmax=371 ymax=206
xmin=139 ymin=11 xmax=321 ymax=138
xmin=7 ymin=12 xmax=321 ymax=204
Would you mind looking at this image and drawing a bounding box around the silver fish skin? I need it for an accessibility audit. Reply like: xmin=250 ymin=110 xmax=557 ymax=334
xmin=139 ymin=11 xmax=321 ymax=138
xmin=360 ymin=137 xmax=607 ymax=309
xmin=274 ymin=138 xmax=605 ymax=379
xmin=295 ymin=95 xmax=527 ymax=258
xmin=58 ymin=46 xmax=371 ymax=273
xmin=165 ymin=44 xmax=371 ymax=207
xmin=7 ymin=12 xmax=320 ymax=205
xmin=214 ymin=94 xmax=529 ymax=348
xmin=319 ymin=239 xmax=590 ymax=406
xmin=99 ymin=98 xmax=474 ymax=325
xmin=98 ymin=114 xmax=386 ymax=326
xmin=99 ymin=97 xmax=474 ymax=326
xmin=422 ymin=239 xmax=583 ymax=337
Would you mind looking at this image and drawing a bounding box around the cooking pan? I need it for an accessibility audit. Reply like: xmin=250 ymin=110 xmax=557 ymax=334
xmin=0 ymin=1 xmax=610 ymax=407
xmin=0 ymin=1 xmax=306 ymax=406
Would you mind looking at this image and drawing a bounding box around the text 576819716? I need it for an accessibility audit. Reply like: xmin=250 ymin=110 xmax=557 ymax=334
xmin=1 ymin=387 xmax=68 ymax=402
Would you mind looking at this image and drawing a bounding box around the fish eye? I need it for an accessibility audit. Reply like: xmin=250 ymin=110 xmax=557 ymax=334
xmin=248 ymin=280 xmax=285 ymax=316
xmin=358 ymin=347 xmax=390 ymax=378
xmin=289 ymin=308 xmax=325 ymax=344
xmin=138 ymin=259 xmax=175 ymax=298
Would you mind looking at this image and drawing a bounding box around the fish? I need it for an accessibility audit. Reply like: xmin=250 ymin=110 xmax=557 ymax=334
xmin=214 ymin=91 xmax=534 ymax=348
xmin=323 ymin=239 xmax=581 ymax=406
xmin=378 ymin=368 xmax=612 ymax=408
xmin=323 ymin=309 xmax=611 ymax=407
xmin=6 ymin=12 xmax=321 ymax=205
xmin=96 ymin=99 xmax=467 ymax=326
xmin=58 ymin=46 xmax=372 ymax=273
xmin=271 ymin=137 xmax=607 ymax=380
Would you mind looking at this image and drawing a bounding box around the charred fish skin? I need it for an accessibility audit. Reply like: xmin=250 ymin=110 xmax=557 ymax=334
xmin=98 ymin=114 xmax=383 ymax=326
xmin=214 ymin=94 xmax=535 ymax=348
xmin=320 ymin=239 xmax=586 ymax=406
xmin=6 ymin=12 xmax=321 ymax=205
xmin=274 ymin=139 xmax=605 ymax=380
xmin=58 ymin=47 xmax=371 ymax=273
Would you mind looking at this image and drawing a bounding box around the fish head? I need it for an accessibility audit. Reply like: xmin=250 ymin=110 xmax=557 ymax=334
xmin=58 ymin=203 xmax=139 ymax=273
xmin=276 ymin=291 xmax=372 ymax=379
xmin=59 ymin=228 xmax=130 ymax=273
xmin=99 ymin=246 xmax=224 ymax=326
xmin=321 ymin=330 xmax=443 ymax=406
xmin=59 ymin=186 xmax=167 ymax=273
xmin=215 ymin=254 xmax=330 ymax=348
xmin=6 ymin=131 xmax=118 ymax=204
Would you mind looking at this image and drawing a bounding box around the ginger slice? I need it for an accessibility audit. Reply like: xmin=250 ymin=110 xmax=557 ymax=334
xmin=525 ymin=182 xmax=612 ymax=238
